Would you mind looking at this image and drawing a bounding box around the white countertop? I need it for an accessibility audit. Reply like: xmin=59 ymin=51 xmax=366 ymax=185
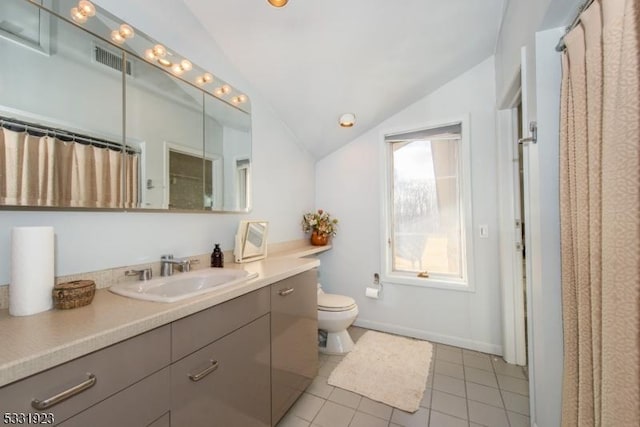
xmin=0 ymin=245 xmax=328 ymax=387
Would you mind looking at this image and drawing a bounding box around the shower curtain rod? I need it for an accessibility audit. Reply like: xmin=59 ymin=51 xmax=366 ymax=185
xmin=555 ymin=0 xmax=596 ymax=51
xmin=0 ymin=115 xmax=140 ymax=154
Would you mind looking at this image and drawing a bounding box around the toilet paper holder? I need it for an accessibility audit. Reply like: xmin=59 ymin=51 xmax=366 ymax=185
xmin=366 ymin=273 xmax=382 ymax=299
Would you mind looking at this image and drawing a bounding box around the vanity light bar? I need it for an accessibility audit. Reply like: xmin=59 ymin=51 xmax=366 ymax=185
xmin=140 ymin=43 xmax=245 ymax=104
xmin=63 ymin=0 xmax=250 ymax=111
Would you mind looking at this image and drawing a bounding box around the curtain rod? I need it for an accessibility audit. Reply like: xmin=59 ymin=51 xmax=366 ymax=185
xmin=0 ymin=115 xmax=139 ymax=154
xmin=555 ymin=0 xmax=596 ymax=51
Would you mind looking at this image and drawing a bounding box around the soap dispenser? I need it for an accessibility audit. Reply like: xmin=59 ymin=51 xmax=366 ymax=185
xmin=211 ymin=243 xmax=224 ymax=268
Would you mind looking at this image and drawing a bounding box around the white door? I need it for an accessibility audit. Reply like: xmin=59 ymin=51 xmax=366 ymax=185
xmin=520 ymin=43 xmax=537 ymax=424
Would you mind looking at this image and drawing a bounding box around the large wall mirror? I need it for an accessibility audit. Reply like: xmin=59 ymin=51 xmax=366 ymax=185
xmin=0 ymin=0 xmax=252 ymax=212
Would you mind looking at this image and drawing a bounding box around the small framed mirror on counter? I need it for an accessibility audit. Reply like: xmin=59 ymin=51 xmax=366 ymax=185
xmin=234 ymin=220 xmax=268 ymax=263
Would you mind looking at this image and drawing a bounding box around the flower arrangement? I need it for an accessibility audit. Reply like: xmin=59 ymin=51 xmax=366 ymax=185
xmin=302 ymin=209 xmax=338 ymax=237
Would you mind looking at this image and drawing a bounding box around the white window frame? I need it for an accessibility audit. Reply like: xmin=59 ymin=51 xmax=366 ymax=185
xmin=380 ymin=115 xmax=475 ymax=292
xmin=234 ymin=156 xmax=251 ymax=211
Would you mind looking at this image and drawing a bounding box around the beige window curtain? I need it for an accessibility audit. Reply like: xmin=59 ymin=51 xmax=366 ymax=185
xmin=0 ymin=127 xmax=139 ymax=208
xmin=559 ymin=0 xmax=639 ymax=426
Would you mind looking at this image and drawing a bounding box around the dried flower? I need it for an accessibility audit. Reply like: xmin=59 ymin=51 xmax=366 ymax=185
xmin=302 ymin=209 xmax=338 ymax=237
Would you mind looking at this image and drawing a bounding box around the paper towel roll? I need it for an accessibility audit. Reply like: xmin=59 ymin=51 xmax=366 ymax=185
xmin=365 ymin=286 xmax=380 ymax=299
xmin=10 ymin=227 xmax=55 ymax=316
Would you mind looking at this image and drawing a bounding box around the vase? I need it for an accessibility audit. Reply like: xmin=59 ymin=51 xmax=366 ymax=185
xmin=310 ymin=231 xmax=329 ymax=246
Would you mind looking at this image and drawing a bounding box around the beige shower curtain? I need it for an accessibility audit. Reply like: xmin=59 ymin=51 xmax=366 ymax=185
xmin=560 ymin=0 xmax=639 ymax=426
xmin=0 ymin=128 xmax=139 ymax=208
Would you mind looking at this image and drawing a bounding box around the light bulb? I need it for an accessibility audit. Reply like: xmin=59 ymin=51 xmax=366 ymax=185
xmin=152 ymin=44 xmax=166 ymax=58
xmin=238 ymin=94 xmax=248 ymax=103
xmin=196 ymin=73 xmax=213 ymax=86
xmin=267 ymin=0 xmax=289 ymax=7
xmin=78 ymin=1 xmax=96 ymax=17
xmin=70 ymin=7 xmax=87 ymax=23
xmin=111 ymin=29 xmax=125 ymax=44
xmin=180 ymin=60 xmax=192 ymax=71
xmin=172 ymin=64 xmax=184 ymax=75
xmin=221 ymin=84 xmax=231 ymax=94
xmin=339 ymin=113 xmax=356 ymax=127
xmin=119 ymin=24 xmax=134 ymax=39
xmin=157 ymin=58 xmax=171 ymax=67
xmin=144 ymin=49 xmax=155 ymax=60
xmin=231 ymin=96 xmax=240 ymax=104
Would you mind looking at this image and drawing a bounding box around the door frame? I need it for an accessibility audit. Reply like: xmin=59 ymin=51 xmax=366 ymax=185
xmin=497 ymin=75 xmax=528 ymax=367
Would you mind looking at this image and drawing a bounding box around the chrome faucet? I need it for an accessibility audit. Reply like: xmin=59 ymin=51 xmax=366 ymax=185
xmin=125 ymin=268 xmax=152 ymax=281
xmin=160 ymin=254 xmax=198 ymax=276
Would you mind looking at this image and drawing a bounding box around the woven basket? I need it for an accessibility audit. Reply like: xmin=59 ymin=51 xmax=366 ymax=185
xmin=53 ymin=280 xmax=96 ymax=310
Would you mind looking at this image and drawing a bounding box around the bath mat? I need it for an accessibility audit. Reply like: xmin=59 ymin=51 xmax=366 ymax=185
xmin=327 ymin=330 xmax=433 ymax=413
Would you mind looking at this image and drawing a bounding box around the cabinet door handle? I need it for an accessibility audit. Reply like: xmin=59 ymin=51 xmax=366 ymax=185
xmin=189 ymin=360 xmax=219 ymax=382
xmin=31 ymin=373 xmax=97 ymax=410
xmin=278 ymin=287 xmax=294 ymax=297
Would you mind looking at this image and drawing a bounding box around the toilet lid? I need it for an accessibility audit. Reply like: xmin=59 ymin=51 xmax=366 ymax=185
xmin=318 ymin=293 xmax=356 ymax=311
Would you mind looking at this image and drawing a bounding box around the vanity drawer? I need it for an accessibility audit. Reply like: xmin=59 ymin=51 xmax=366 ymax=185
xmin=0 ymin=325 xmax=171 ymax=424
xmin=171 ymin=286 xmax=270 ymax=361
xmin=58 ymin=367 xmax=170 ymax=427
xmin=170 ymin=314 xmax=271 ymax=427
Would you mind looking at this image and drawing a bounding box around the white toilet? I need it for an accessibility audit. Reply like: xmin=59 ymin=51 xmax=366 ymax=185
xmin=317 ymin=285 xmax=359 ymax=354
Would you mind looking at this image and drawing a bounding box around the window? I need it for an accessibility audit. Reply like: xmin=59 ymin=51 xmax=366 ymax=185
xmin=382 ymin=119 xmax=474 ymax=290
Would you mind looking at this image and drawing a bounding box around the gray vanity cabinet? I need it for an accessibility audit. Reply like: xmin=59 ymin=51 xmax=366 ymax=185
xmin=169 ymin=287 xmax=271 ymax=427
xmin=0 ymin=269 xmax=320 ymax=427
xmin=271 ymin=269 xmax=319 ymax=425
xmin=0 ymin=325 xmax=171 ymax=425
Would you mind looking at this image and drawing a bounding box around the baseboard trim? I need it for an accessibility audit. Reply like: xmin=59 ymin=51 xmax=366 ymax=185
xmin=353 ymin=318 xmax=503 ymax=355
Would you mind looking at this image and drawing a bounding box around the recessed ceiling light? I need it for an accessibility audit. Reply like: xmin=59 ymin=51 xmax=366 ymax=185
xmin=339 ymin=113 xmax=356 ymax=128
xmin=267 ymin=0 xmax=289 ymax=8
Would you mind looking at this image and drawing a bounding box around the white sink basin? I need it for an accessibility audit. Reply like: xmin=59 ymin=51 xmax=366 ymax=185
xmin=109 ymin=268 xmax=258 ymax=303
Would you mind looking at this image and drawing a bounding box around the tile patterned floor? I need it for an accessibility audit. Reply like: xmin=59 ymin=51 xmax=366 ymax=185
xmin=277 ymin=327 xmax=530 ymax=427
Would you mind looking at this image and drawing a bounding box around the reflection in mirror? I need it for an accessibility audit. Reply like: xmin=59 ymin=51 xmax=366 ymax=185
xmin=0 ymin=0 xmax=126 ymax=208
xmin=124 ymin=54 xmax=205 ymax=210
xmin=233 ymin=220 xmax=269 ymax=263
xmin=204 ymin=94 xmax=252 ymax=211
xmin=0 ymin=0 xmax=252 ymax=212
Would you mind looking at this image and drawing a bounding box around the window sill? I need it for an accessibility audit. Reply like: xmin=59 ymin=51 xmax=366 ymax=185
xmin=381 ymin=272 xmax=474 ymax=292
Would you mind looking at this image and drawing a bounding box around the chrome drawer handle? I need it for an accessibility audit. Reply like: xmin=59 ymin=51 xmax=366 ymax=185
xmin=278 ymin=287 xmax=294 ymax=297
xmin=31 ymin=373 xmax=97 ymax=410
xmin=189 ymin=360 xmax=219 ymax=382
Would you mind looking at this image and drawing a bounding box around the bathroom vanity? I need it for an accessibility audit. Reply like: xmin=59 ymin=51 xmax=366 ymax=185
xmin=0 ymin=253 xmax=324 ymax=426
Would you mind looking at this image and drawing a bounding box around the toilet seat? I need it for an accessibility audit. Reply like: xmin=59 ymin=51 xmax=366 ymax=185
xmin=318 ymin=293 xmax=356 ymax=312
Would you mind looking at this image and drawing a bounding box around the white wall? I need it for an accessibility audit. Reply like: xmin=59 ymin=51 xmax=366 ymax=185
xmin=316 ymin=57 xmax=502 ymax=354
xmin=495 ymin=0 xmax=582 ymax=104
xmin=0 ymin=0 xmax=315 ymax=285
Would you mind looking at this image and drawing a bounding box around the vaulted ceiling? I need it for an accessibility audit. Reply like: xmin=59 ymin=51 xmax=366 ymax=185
xmin=183 ymin=0 xmax=506 ymax=158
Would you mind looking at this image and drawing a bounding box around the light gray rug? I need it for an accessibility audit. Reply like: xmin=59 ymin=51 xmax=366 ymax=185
xmin=327 ymin=330 xmax=433 ymax=413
